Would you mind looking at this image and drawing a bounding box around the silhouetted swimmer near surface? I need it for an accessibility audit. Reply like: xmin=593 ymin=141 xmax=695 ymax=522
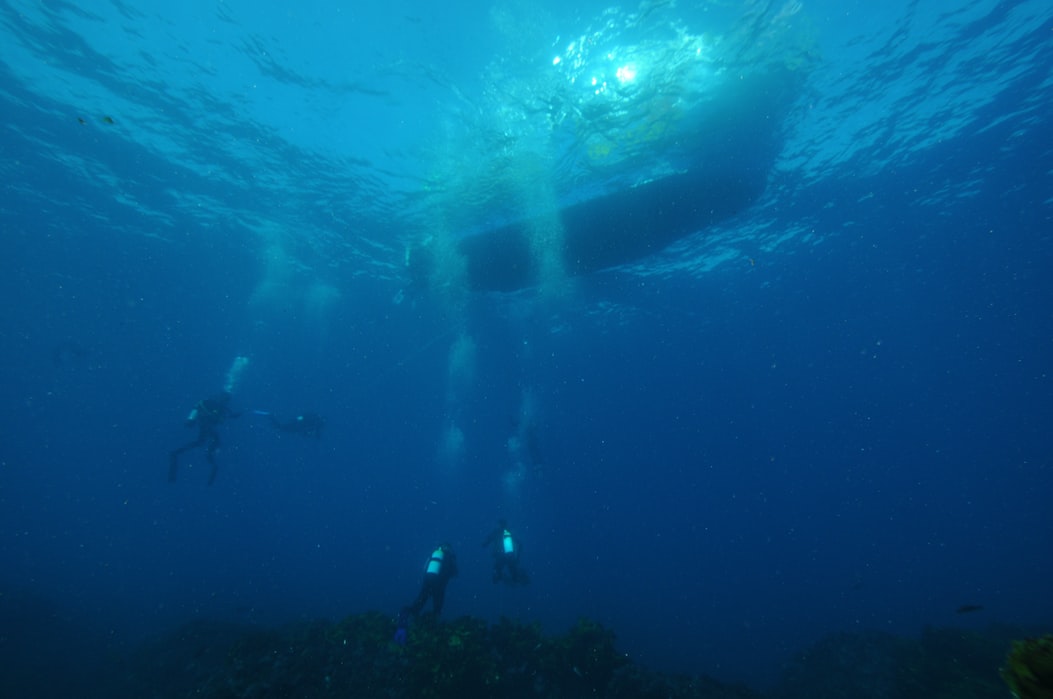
xmin=169 ymin=391 xmax=241 ymax=485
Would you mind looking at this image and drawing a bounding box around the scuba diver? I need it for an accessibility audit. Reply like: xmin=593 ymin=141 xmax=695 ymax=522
xmin=404 ymin=543 xmax=458 ymax=620
xmin=268 ymin=412 xmax=325 ymax=439
xmin=169 ymin=391 xmax=241 ymax=485
xmin=482 ymin=519 xmax=529 ymax=585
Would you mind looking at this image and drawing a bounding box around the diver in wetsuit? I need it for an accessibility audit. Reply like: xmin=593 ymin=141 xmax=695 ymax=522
xmin=268 ymin=412 xmax=325 ymax=439
xmin=405 ymin=543 xmax=459 ymax=619
xmin=482 ymin=519 xmax=529 ymax=585
xmin=169 ymin=391 xmax=240 ymax=485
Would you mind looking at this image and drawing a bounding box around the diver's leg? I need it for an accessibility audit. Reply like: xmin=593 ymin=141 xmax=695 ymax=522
xmin=408 ymin=580 xmax=428 ymax=616
xmin=168 ymin=438 xmax=203 ymax=482
xmin=493 ymin=558 xmax=503 ymax=583
xmin=432 ymin=583 xmax=446 ymax=618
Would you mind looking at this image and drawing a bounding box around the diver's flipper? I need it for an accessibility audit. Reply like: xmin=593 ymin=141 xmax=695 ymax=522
xmin=168 ymin=453 xmax=178 ymax=483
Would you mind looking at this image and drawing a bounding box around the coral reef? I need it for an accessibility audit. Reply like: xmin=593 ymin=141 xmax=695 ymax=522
xmin=772 ymin=624 xmax=1040 ymax=699
xmin=1001 ymin=635 xmax=1053 ymax=699
xmin=49 ymin=612 xmax=1045 ymax=699
xmin=116 ymin=613 xmax=760 ymax=699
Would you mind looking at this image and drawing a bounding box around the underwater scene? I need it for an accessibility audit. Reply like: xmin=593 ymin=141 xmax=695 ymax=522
xmin=1 ymin=0 xmax=1051 ymax=697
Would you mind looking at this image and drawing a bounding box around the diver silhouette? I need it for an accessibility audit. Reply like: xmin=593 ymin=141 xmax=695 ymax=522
xmin=169 ymin=392 xmax=241 ymax=485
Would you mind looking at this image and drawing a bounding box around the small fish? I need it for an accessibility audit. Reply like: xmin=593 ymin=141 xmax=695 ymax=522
xmin=102 ymin=115 xmax=115 ymax=124
xmin=956 ymin=604 xmax=984 ymax=614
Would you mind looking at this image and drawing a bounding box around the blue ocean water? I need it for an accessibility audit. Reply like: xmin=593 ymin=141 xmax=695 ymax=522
xmin=1 ymin=0 xmax=1051 ymax=690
